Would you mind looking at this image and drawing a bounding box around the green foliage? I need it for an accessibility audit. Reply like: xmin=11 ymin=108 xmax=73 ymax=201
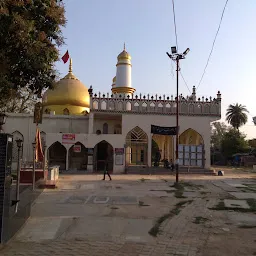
xmin=248 ymin=139 xmax=256 ymax=148
xmin=221 ymin=129 xmax=249 ymax=158
xmin=0 ymin=0 xmax=66 ymax=107
xmin=0 ymin=86 xmax=38 ymax=113
xmin=211 ymin=122 xmax=228 ymax=150
xmin=226 ymin=103 xmax=248 ymax=130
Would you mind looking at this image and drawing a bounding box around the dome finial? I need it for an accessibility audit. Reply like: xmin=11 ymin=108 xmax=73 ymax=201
xmin=124 ymin=42 xmax=126 ymax=51
xmin=69 ymin=58 xmax=73 ymax=73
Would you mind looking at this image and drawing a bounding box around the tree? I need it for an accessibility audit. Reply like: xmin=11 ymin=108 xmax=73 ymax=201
xmin=248 ymin=139 xmax=256 ymax=148
xmin=211 ymin=122 xmax=228 ymax=150
xmin=226 ymin=103 xmax=248 ymax=130
xmin=221 ymin=129 xmax=249 ymax=158
xmin=0 ymin=0 xmax=66 ymax=107
xmin=0 ymin=86 xmax=38 ymax=113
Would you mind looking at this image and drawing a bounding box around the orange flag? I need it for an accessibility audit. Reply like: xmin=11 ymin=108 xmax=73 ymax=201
xmin=35 ymin=127 xmax=44 ymax=162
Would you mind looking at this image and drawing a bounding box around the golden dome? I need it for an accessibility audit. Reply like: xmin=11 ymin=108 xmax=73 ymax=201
xmin=117 ymin=43 xmax=131 ymax=61
xmin=118 ymin=50 xmax=131 ymax=60
xmin=112 ymin=76 xmax=116 ymax=82
xmin=42 ymin=59 xmax=90 ymax=115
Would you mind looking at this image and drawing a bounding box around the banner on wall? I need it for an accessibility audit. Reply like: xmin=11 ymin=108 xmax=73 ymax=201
xmin=115 ymin=148 xmax=124 ymax=155
xmin=151 ymin=125 xmax=178 ymax=135
xmin=62 ymin=134 xmax=76 ymax=144
xmin=115 ymin=148 xmax=124 ymax=165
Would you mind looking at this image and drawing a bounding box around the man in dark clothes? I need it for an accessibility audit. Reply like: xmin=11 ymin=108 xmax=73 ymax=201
xmin=102 ymin=154 xmax=112 ymax=180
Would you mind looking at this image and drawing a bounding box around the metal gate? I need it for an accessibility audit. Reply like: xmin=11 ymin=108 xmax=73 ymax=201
xmin=178 ymin=144 xmax=204 ymax=167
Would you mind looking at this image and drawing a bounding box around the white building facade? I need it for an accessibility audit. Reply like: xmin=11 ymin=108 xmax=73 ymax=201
xmin=3 ymin=46 xmax=221 ymax=173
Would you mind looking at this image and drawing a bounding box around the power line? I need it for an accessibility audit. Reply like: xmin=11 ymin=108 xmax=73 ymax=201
xmin=180 ymin=71 xmax=191 ymax=94
xmin=172 ymin=0 xmax=179 ymax=51
xmin=171 ymin=0 xmax=191 ymax=94
xmin=197 ymin=0 xmax=229 ymax=90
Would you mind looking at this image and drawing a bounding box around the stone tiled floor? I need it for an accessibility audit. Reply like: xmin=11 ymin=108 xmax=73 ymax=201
xmin=1 ymin=174 xmax=256 ymax=256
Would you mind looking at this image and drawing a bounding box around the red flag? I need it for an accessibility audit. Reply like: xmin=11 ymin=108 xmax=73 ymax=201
xmin=35 ymin=128 xmax=44 ymax=162
xmin=61 ymin=50 xmax=69 ymax=64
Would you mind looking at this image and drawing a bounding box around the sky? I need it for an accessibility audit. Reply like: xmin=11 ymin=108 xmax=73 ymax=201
xmin=55 ymin=0 xmax=256 ymax=139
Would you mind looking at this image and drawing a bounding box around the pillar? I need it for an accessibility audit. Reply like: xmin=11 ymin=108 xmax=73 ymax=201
xmin=66 ymin=149 xmax=69 ymax=171
xmin=88 ymin=113 xmax=94 ymax=134
xmin=147 ymin=134 xmax=152 ymax=167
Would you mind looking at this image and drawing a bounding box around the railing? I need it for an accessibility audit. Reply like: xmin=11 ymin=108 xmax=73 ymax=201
xmin=89 ymin=92 xmax=221 ymax=116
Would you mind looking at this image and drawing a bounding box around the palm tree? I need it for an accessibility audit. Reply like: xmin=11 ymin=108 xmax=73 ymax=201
xmin=226 ymin=103 xmax=248 ymax=130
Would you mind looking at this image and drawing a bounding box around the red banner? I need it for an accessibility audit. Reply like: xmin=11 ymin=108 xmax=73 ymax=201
xmin=62 ymin=134 xmax=76 ymax=144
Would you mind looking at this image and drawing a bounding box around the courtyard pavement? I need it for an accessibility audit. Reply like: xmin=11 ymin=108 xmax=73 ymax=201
xmin=1 ymin=171 xmax=256 ymax=256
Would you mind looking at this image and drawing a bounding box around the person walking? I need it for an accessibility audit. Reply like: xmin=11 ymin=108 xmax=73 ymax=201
xmin=102 ymin=154 xmax=112 ymax=180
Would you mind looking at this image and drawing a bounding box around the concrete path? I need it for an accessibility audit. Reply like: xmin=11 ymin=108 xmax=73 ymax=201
xmin=1 ymin=173 xmax=256 ymax=256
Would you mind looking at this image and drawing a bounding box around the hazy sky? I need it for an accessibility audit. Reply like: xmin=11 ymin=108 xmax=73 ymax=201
xmin=56 ymin=0 xmax=256 ymax=138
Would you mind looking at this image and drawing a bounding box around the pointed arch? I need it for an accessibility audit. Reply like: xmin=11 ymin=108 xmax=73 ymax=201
xmin=94 ymin=140 xmax=114 ymax=172
xmin=178 ymin=129 xmax=204 ymax=168
xmin=101 ymin=101 xmax=107 ymax=110
xmin=125 ymin=126 xmax=148 ymax=166
xmin=93 ymin=101 xmax=98 ymax=110
xmin=68 ymin=142 xmax=88 ymax=170
xmin=103 ymin=123 xmax=108 ymax=134
xmin=63 ymin=108 xmax=70 ymax=115
xmin=179 ymin=128 xmax=204 ymax=145
xmin=48 ymin=141 xmax=67 ymax=170
xmin=125 ymin=126 xmax=148 ymax=144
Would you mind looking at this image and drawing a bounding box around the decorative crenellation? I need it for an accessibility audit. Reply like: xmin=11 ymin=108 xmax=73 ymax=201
xmin=88 ymin=86 xmax=221 ymax=116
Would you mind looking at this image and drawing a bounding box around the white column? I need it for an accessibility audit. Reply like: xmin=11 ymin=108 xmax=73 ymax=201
xmin=66 ymin=150 xmax=69 ymax=170
xmin=88 ymin=113 xmax=94 ymax=134
xmin=147 ymin=134 xmax=152 ymax=167
xmin=204 ymin=138 xmax=211 ymax=169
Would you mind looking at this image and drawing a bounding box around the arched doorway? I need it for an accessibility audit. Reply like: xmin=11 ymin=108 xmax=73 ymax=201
xmin=179 ymin=128 xmax=204 ymax=167
xmin=68 ymin=142 xmax=88 ymax=171
xmin=48 ymin=142 xmax=67 ymax=170
xmin=125 ymin=126 xmax=148 ymax=166
xmin=94 ymin=141 xmax=113 ymax=173
xmin=152 ymin=134 xmax=174 ymax=166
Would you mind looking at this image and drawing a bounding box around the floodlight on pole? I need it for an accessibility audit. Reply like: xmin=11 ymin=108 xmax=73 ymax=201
xmin=183 ymin=48 xmax=190 ymax=56
xmin=166 ymin=46 xmax=190 ymax=183
xmin=171 ymin=46 xmax=177 ymax=54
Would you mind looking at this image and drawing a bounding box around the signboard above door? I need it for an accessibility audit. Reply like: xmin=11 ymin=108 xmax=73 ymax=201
xmin=62 ymin=134 xmax=76 ymax=144
xmin=151 ymin=125 xmax=178 ymax=135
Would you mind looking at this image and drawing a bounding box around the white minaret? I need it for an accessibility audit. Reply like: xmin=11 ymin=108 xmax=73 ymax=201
xmin=112 ymin=43 xmax=136 ymax=98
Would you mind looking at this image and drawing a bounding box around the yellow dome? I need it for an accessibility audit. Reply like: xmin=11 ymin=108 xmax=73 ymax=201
xmin=117 ymin=43 xmax=131 ymax=61
xmin=42 ymin=59 xmax=90 ymax=115
xmin=112 ymin=76 xmax=116 ymax=82
xmin=118 ymin=50 xmax=131 ymax=61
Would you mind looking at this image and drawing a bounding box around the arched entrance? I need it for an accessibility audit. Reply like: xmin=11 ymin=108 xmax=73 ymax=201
xmin=152 ymin=134 xmax=174 ymax=166
xmin=48 ymin=142 xmax=67 ymax=170
xmin=68 ymin=142 xmax=88 ymax=171
xmin=94 ymin=141 xmax=113 ymax=173
xmin=179 ymin=128 xmax=204 ymax=167
xmin=125 ymin=126 xmax=148 ymax=166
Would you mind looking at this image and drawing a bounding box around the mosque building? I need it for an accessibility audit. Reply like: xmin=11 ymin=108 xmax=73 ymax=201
xmin=4 ymin=46 xmax=222 ymax=173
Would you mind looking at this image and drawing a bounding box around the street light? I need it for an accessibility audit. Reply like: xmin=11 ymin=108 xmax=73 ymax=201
xmin=0 ymin=112 xmax=7 ymax=133
xmin=32 ymin=141 xmax=36 ymax=191
xmin=166 ymin=46 xmax=190 ymax=183
xmin=15 ymin=138 xmax=23 ymax=213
